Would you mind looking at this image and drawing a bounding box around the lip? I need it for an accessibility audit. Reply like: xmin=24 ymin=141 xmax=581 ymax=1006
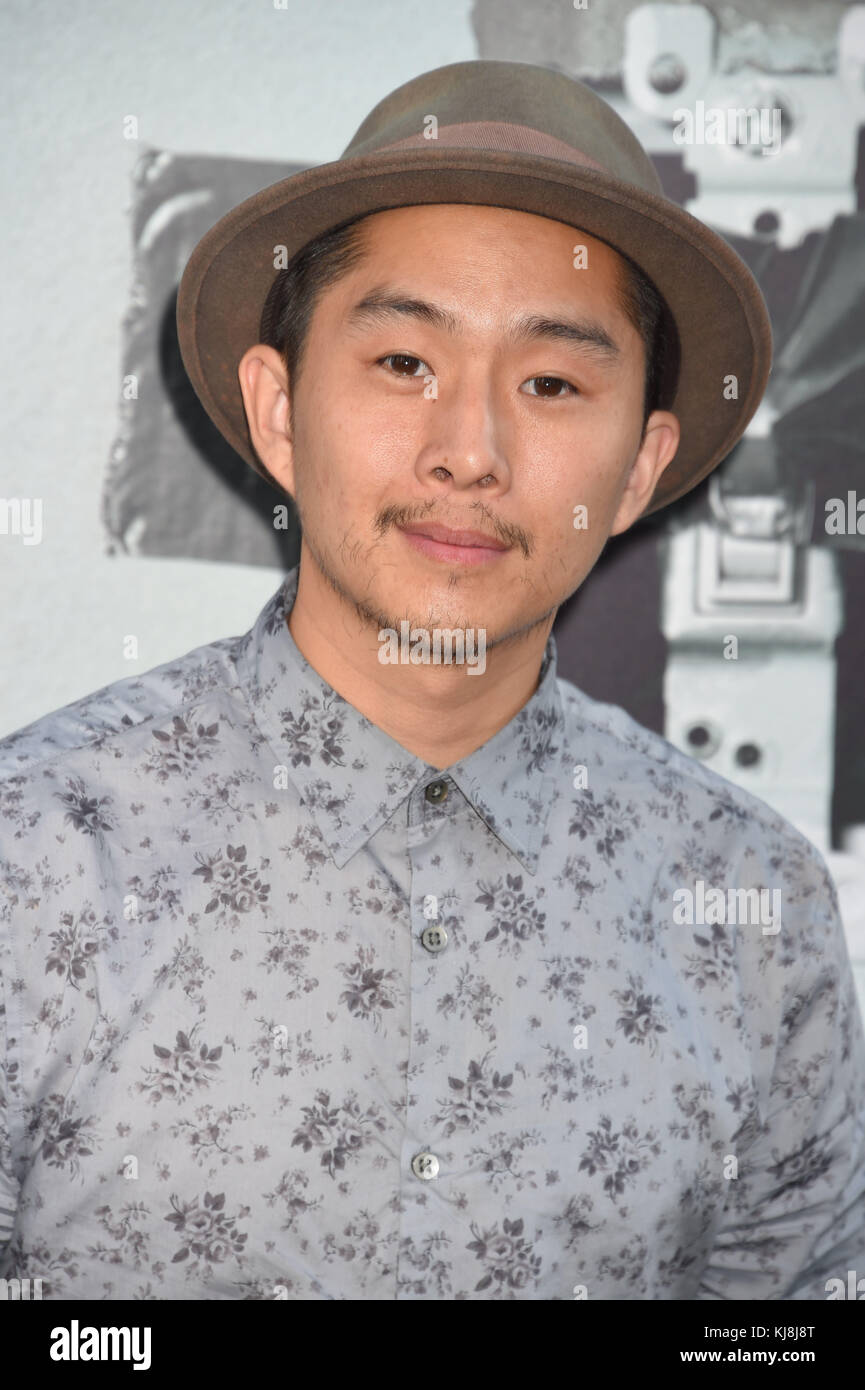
xmin=397 ymin=521 xmax=510 ymax=566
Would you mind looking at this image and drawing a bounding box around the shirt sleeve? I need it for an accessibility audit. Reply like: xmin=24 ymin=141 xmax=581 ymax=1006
xmin=698 ymin=841 xmax=865 ymax=1300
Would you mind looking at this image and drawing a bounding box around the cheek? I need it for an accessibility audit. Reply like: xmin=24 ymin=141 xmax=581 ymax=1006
xmin=516 ymin=451 xmax=634 ymax=589
xmin=292 ymin=412 xmax=394 ymax=536
xmin=521 ymin=431 xmax=626 ymax=537
xmin=308 ymin=375 xmax=417 ymax=490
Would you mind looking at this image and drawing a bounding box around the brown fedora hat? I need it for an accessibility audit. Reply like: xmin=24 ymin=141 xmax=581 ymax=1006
xmin=176 ymin=59 xmax=772 ymax=517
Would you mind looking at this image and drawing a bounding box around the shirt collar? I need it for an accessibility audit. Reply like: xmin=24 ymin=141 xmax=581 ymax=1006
xmin=235 ymin=566 xmax=566 ymax=875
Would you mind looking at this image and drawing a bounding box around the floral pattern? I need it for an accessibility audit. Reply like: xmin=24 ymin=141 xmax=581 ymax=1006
xmin=0 ymin=564 xmax=864 ymax=1299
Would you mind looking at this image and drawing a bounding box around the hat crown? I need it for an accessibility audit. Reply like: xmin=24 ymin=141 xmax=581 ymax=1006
xmin=177 ymin=58 xmax=771 ymax=518
xmin=341 ymin=59 xmax=662 ymax=196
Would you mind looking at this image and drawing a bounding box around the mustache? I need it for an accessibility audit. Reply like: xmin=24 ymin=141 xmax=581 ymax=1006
xmin=374 ymin=500 xmax=532 ymax=559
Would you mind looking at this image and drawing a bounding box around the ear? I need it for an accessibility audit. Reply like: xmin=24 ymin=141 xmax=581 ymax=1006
xmin=609 ymin=410 xmax=680 ymax=536
xmin=237 ymin=344 xmax=296 ymax=496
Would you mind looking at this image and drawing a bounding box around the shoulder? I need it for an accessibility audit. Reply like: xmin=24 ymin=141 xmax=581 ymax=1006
xmin=0 ymin=630 xmax=244 ymax=788
xmin=554 ymin=673 xmax=831 ymax=882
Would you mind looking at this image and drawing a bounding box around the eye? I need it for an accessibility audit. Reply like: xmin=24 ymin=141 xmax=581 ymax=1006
xmin=523 ymin=375 xmax=578 ymax=398
xmin=377 ymin=353 xmax=430 ymax=378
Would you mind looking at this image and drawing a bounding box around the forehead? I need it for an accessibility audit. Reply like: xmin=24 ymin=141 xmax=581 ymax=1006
xmin=331 ymin=203 xmax=627 ymax=309
xmin=360 ymin=201 xmax=605 ymax=243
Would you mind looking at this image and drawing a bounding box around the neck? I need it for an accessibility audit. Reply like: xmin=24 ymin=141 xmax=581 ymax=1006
xmin=286 ymin=549 xmax=555 ymax=770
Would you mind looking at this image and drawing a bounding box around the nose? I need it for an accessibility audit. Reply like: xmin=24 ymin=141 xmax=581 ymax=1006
xmin=414 ymin=364 xmax=510 ymax=493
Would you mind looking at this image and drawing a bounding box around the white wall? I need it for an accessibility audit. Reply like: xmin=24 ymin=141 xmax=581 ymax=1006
xmin=0 ymin=0 xmax=475 ymax=736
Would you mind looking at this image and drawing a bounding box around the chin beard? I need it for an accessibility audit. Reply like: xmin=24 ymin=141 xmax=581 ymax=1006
xmin=300 ymin=534 xmax=555 ymax=654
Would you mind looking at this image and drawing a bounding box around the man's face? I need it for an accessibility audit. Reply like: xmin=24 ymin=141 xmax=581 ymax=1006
xmin=240 ymin=203 xmax=679 ymax=648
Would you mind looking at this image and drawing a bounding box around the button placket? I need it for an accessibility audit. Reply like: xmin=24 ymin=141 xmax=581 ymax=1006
xmin=418 ymin=783 xmax=450 ymax=955
xmin=401 ymin=780 xmax=454 ymax=1225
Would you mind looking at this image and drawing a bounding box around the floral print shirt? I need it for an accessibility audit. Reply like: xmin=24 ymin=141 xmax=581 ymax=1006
xmin=1 ymin=564 xmax=864 ymax=1301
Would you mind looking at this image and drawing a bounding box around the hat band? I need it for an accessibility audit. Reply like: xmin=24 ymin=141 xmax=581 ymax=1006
xmin=374 ymin=120 xmax=607 ymax=172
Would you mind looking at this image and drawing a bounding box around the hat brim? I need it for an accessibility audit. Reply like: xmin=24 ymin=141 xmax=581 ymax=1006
xmin=176 ymin=146 xmax=772 ymax=517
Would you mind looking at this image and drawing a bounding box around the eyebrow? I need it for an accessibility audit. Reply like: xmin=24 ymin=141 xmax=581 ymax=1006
xmin=344 ymin=287 xmax=621 ymax=362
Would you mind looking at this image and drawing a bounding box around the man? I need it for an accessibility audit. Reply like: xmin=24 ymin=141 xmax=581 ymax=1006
xmin=1 ymin=60 xmax=863 ymax=1300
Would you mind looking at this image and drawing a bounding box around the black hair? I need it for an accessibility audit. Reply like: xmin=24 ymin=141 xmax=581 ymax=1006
xmin=258 ymin=207 xmax=676 ymax=435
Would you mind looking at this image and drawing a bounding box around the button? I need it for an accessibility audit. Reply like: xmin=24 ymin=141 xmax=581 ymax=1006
xmin=411 ymin=1151 xmax=440 ymax=1181
xmin=424 ymin=780 xmax=448 ymax=804
xmin=421 ymin=923 xmax=448 ymax=954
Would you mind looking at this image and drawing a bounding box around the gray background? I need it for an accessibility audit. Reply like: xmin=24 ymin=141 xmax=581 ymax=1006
xmin=0 ymin=0 xmax=475 ymax=732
